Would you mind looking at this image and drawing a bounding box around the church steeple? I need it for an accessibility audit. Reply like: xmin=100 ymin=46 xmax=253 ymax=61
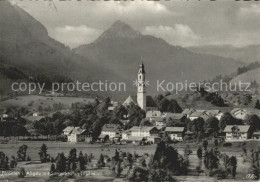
xmin=137 ymin=62 xmax=146 ymax=110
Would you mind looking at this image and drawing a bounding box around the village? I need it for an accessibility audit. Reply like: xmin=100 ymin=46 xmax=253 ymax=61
xmin=59 ymin=63 xmax=260 ymax=145
xmin=0 ymin=63 xmax=259 ymax=181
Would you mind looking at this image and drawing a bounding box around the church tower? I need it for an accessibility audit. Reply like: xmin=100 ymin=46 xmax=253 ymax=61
xmin=137 ymin=63 xmax=146 ymax=110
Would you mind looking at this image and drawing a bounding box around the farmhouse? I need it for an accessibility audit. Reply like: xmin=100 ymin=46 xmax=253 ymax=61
xmin=224 ymin=125 xmax=251 ymax=141
xmin=188 ymin=110 xmax=211 ymax=121
xmin=230 ymin=108 xmax=248 ymax=120
xmin=252 ymin=131 xmax=260 ymax=140
xmin=99 ymin=124 xmax=122 ymax=140
xmin=146 ymin=110 xmax=162 ymax=119
xmin=231 ymin=108 xmax=260 ymax=120
xmin=182 ymin=108 xmax=196 ymax=117
xmin=163 ymin=113 xmax=186 ymax=122
xmin=129 ymin=126 xmax=159 ymax=137
xmin=63 ymin=126 xmax=75 ymax=136
xmin=67 ymin=127 xmax=90 ymax=143
xmin=165 ymin=127 xmax=185 ymax=141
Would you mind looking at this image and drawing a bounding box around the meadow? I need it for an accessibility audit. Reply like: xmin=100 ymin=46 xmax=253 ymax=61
xmin=0 ymin=140 xmax=259 ymax=181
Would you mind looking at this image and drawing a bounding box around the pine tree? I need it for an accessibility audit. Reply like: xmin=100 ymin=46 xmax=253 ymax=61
xmin=50 ymin=163 xmax=55 ymax=174
xmin=255 ymin=100 xmax=260 ymax=110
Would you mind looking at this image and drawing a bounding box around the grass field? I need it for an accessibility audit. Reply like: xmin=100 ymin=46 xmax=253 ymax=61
xmin=0 ymin=140 xmax=259 ymax=181
xmin=0 ymin=95 xmax=94 ymax=110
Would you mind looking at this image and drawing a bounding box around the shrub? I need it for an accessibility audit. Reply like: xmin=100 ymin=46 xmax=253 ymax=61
xmin=223 ymin=143 xmax=232 ymax=147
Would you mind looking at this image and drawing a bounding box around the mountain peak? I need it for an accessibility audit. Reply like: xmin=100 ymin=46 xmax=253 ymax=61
xmin=94 ymin=20 xmax=141 ymax=43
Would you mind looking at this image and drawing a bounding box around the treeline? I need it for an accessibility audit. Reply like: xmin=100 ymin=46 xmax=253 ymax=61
xmin=237 ymin=62 xmax=260 ymax=75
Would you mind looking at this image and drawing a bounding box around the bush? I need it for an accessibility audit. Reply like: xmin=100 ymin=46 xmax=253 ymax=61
xmin=223 ymin=143 xmax=232 ymax=147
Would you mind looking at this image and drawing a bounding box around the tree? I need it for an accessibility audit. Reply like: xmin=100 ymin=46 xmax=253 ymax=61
xmin=50 ymin=163 xmax=55 ymax=175
xmin=197 ymin=147 xmax=203 ymax=159
xmin=150 ymin=141 xmax=188 ymax=175
xmin=205 ymin=117 xmax=219 ymax=135
xmin=12 ymin=124 xmax=29 ymax=138
xmin=68 ymin=148 xmax=77 ymax=169
xmin=219 ymin=112 xmax=241 ymax=131
xmin=115 ymin=161 xmax=123 ymax=177
xmin=55 ymin=153 xmax=66 ymax=172
xmin=228 ymin=156 xmax=237 ymax=179
xmin=78 ymin=151 xmax=86 ymax=170
xmin=17 ymin=145 xmax=28 ymax=161
xmin=203 ymin=140 xmax=208 ymax=151
xmin=255 ymin=100 xmax=260 ymax=110
xmin=39 ymin=144 xmax=50 ymax=163
xmin=214 ymin=139 xmax=219 ymax=147
xmin=27 ymin=155 xmax=31 ymax=161
xmin=246 ymin=115 xmax=260 ymax=131
xmin=98 ymin=154 xmax=105 ymax=167
xmin=114 ymin=149 xmax=120 ymax=163
xmin=140 ymin=119 xmax=153 ymax=126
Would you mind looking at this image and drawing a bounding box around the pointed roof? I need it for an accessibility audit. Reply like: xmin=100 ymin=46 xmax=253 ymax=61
xmin=146 ymin=96 xmax=158 ymax=108
xmin=224 ymin=125 xmax=250 ymax=133
xmin=123 ymin=95 xmax=137 ymax=106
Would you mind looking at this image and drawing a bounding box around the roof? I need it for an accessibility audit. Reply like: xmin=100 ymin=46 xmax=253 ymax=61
xmin=108 ymin=106 xmax=115 ymax=111
xmin=123 ymin=96 xmax=137 ymax=106
xmin=71 ymin=127 xmax=87 ymax=135
xmin=165 ymin=127 xmax=184 ymax=132
xmin=146 ymin=110 xmax=162 ymax=118
xmin=224 ymin=125 xmax=251 ymax=133
xmin=102 ymin=124 xmax=122 ymax=132
xmin=253 ymin=131 xmax=260 ymax=136
xmin=230 ymin=108 xmax=246 ymax=115
xmin=182 ymin=108 xmax=196 ymax=115
xmin=127 ymin=136 xmax=145 ymax=141
xmin=63 ymin=126 xmax=75 ymax=133
xmin=146 ymin=96 xmax=158 ymax=108
xmin=129 ymin=126 xmax=157 ymax=132
xmin=164 ymin=113 xmax=184 ymax=120
xmin=205 ymin=110 xmax=221 ymax=116
xmin=189 ymin=111 xmax=206 ymax=117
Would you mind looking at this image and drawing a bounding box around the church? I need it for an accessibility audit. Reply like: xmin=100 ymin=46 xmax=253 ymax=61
xmin=123 ymin=63 xmax=158 ymax=111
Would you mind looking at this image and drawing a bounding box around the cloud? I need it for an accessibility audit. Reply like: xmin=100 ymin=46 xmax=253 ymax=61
xmin=142 ymin=24 xmax=200 ymax=47
xmin=51 ymin=25 xmax=102 ymax=48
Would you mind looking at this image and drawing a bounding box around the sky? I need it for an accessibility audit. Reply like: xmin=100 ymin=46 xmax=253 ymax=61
xmin=11 ymin=0 xmax=260 ymax=48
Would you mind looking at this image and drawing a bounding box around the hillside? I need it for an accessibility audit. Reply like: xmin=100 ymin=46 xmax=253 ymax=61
xmin=188 ymin=45 xmax=260 ymax=64
xmin=230 ymin=67 xmax=260 ymax=85
xmin=74 ymin=21 xmax=243 ymax=96
xmin=0 ymin=1 xmax=118 ymax=98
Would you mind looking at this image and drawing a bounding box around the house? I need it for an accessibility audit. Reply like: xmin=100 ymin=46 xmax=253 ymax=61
xmin=165 ymin=127 xmax=185 ymax=141
xmin=100 ymin=124 xmax=123 ymax=140
xmin=67 ymin=127 xmax=90 ymax=143
xmin=155 ymin=119 xmax=166 ymax=126
xmin=147 ymin=136 xmax=161 ymax=144
xmin=129 ymin=126 xmax=159 ymax=137
xmin=32 ymin=112 xmax=39 ymax=117
xmin=188 ymin=110 xmax=211 ymax=121
xmin=63 ymin=126 xmax=75 ymax=136
xmin=163 ymin=113 xmax=186 ymax=123
xmin=231 ymin=108 xmax=260 ymax=120
xmin=215 ymin=112 xmax=224 ymax=120
xmin=122 ymin=130 xmax=130 ymax=141
xmin=182 ymin=108 xmax=196 ymax=117
xmin=146 ymin=110 xmax=162 ymax=118
xmin=224 ymin=125 xmax=251 ymax=141
xmin=252 ymin=131 xmax=260 ymax=140
xmin=108 ymin=106 xmax=115 ymax=112
xmin=230 ymin=108 xmax=248 ymax=120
